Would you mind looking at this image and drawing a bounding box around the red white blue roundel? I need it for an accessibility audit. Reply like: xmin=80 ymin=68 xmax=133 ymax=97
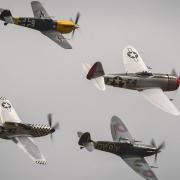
xmin=2 ymin=102 xmax=11 ymax=109
xmin=115 ymin=123 xmax=127 ymax=132
xmin=143 ymin=170 xmax=154 ymax=177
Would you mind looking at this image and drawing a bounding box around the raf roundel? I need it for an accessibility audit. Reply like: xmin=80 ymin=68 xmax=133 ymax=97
xmin=115 ymin=123 xmax=127 ymax=133
xmin=143 ymin=170 xmax=154 ymax=177
xmin=2 ymin=102 xmax=11 ymax=109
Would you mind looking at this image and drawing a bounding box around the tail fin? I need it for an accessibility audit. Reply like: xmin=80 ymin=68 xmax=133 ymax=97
xmin=77 ymin=132 xmax=95 ymax=152
xmin=0 ymin=9 xmax=13 ymax=24
xmin=82 ymin=62 xmax=106 ymax=91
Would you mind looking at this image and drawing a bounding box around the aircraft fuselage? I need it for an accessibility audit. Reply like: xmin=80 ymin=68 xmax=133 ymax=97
xmin=94 ymin=141 xmax=157 ymax=158
xmin=5 ymin=17 xmax=76 ymax=34
xmin=104 ymin=73 xmax=179 ymax=91
xmin=0 ymin=122 xmax=54 ymax=139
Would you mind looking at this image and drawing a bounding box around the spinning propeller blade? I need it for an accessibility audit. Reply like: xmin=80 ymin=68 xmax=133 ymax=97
xmin=151 ymin=139 xmax=165 ymax=163
xmin=47 ymin=113 xmax=59 ymax=141
xmin=72 ymin=12 xmax=80 ymax=38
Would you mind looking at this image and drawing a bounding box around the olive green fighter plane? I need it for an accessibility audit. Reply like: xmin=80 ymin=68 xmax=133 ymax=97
xmin=78 ymin=116 xmax=165 ymax=180
xmin=0 ymin=1 xmax=80 ymax=49
xmin=0 ymin=97 xmax=59 ymax=165
xmin=83 ymin=46 xmax=180 ymax=115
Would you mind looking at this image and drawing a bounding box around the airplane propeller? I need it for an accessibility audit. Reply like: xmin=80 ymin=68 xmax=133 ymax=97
xmin=170 ymin=68 xmax=180 ymax=99
xmin=48 ymin=113 xmax=59 ymax=141
xmin=150 ymin=139 xmax=165 ymax=163
xmin=171 ymin=68 xmax=180 ymax=85
xmin=71 ymin=12 xmax=80 ymax=38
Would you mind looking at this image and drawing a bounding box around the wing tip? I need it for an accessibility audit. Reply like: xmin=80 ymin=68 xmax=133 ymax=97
xmin=111 ymin=115 xmax=121 ymax=123
xmin=35 ymin=160 xmax=47 ymax=165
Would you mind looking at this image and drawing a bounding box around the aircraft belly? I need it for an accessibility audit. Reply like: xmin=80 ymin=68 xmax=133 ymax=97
xmin=136 ymin=78 xmax=168 ymax=90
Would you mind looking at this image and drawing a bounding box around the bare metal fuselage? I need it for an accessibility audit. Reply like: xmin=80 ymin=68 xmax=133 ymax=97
xmin=0 ymin=122 xmax=53 ymax=140
xmin=104 ymin=73 xmax=178 ymax=91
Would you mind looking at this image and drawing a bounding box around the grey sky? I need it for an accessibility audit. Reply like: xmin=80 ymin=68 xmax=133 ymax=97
xmin=0 ymin=0 xmax=180 ymax=179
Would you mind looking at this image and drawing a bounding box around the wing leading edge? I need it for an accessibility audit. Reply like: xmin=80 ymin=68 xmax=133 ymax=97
xmin=139 ymin=88 xmax=179 ymax=116
xmin=13 ymin=137 xmax=47 ymax=165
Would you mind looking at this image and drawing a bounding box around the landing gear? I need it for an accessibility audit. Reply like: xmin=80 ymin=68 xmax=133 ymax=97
xmin=4 ymin=22 xmax=8 ymax=26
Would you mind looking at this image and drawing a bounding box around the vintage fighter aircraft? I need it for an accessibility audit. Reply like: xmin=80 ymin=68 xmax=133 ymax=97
xmin=83 ymin=46 xmax=180 ymax=115
xmin=0 ymin=97 xmax=59 ymax=165
xmin=78 ymin=116 xmax=165 ymax=180
xmin=0 ymin=1 xmax=80 ymax=49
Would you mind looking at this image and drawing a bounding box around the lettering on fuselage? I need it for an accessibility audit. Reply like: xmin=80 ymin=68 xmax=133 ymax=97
xmin=13 ymin=17 xmax=55 ymax=31
xmin=96 ymin=142 xmax=120 ymax=154
xmin=14 ymin=18 xmax=35 ymax=28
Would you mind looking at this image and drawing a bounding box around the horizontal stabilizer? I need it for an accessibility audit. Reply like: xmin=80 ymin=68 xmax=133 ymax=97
xmin=78 ymin=132 xmax=94 ymax=152
xmin=82 ymin=62 xmax=106 ymax=91
xmin=0 ymin=9 xmax=13 ymax=24
xmin=86 ymin=62 xmax=105 ymax=80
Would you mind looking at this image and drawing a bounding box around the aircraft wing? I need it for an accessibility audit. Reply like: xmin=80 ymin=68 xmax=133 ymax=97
xmin=42 ymin=30 xmax=72 ymax=49
xmin=31 ymin=1 xmax=51 ymax=19
xmin=122 ymin=156 xmax=158 ymax=180
xmin=12 ymin=137 xmax=47 ymax=165
xmin=110 ymin=116 xmax=133 ymax=143
xmin=139 ymin=88 xmax=179 ymax=116
xmin=123 ymin=46 xmax=151 ymax=73
xmin=0 ymin=97 xmax=21 ymax=123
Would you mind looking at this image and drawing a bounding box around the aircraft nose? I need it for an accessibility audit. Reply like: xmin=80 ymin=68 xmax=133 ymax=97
xmin=50 ymin=128 xmax=55 ymax=133
xmin=75 ymin=24 xmax=79 ymax=29
xmin=176 ymin=77 xmax=180 ymax=86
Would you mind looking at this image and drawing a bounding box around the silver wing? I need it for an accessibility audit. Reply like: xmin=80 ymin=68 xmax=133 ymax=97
xmin=31 ymin=1 xmax=51 ymax=19
xmin=140 ymin=88 xmax=179 ymax=116
xmin=123 ymin=46 xmax=151 ymax=73
xmin=42 ymin=30 xmax=72 ymax=49
xmin=12 ymin=137 xmax=47 ymax=165
xmin=0 ymin=97 xmax=21 ymax=123
xmin=122 ymin=156 xmax=158 ymax=180
xmin=110 ymin=116 xmax=133 ymax=143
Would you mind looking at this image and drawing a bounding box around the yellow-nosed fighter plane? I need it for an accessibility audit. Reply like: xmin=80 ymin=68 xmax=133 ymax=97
xmin=0 ymin=1 xmax=80 ymax=49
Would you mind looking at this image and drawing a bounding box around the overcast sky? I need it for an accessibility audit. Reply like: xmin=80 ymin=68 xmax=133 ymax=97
xmin=0 ymin=0 xmax=180 ymax=180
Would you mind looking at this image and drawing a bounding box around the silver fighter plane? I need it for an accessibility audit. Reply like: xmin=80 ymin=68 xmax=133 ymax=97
xmin=78 ymin=116 xmax=165 ymax=180
xmin=83 ymin=46 xmax=180 ymax=115
xmin=0 ymin=97 xmax=59 ymax=165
